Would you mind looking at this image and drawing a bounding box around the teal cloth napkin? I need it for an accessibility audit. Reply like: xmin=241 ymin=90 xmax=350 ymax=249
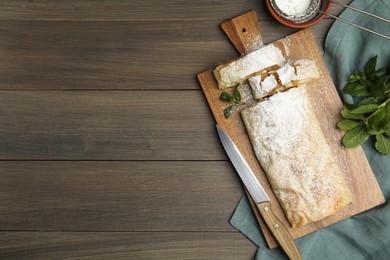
xmin=230 ymin=0 xmax=390 ymax=259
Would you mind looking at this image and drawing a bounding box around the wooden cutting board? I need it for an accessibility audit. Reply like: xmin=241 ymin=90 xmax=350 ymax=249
xmin=197 ymin=11 xmax=385 ymax=249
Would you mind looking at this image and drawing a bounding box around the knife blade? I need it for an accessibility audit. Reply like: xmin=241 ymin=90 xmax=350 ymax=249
xmin=216 ymin=124 xmax=302 ymax=260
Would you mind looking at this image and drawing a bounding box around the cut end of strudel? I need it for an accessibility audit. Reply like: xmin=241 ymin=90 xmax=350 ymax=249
xmin=247 ymin=60 xmax=320 ymax=100
xmin=213 ymin=44 xmax=285 ymax=89
xmin=241 ymin=87 xmax=352 ymax=228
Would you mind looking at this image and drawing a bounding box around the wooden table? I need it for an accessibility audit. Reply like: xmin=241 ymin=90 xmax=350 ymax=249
xmin=0 ymin=1 xmax=351 ymax=259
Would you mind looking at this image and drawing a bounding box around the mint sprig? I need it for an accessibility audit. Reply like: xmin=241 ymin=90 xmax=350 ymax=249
xmin=338 ymin=56 xmax=390 ymax=154
xmin=220 ymin=84 xmax=244 ymax=118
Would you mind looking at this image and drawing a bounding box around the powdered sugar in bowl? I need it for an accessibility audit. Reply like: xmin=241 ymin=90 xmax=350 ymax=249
xmin=265 ymin=0 xmax=332 ymax=28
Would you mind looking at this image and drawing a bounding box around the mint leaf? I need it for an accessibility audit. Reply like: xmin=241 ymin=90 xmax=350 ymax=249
xmin=223 ymin=104 xmax=238 ymax=118
xmin=381 ymin=102 xmax=390 ymax=128
xmin=343 ymin=82 xmax=370 ymax=97
xmin=343 ymin=82 xmax=359 ymax=93
xmin=350 ymin=104 xmax=379 ymax=114
xmin=341 ymin=107 xmax=365 ymax=120
xmin=368 ymin=129 xmax=384 ymax=135
xmin=368 ymin=108 xmax=386 ymax=130
xmin=338 ymin=56 xmax=390 ymax=153
xmin=337 ymin=120 xmax=358 ymax=131
xmin=385 ymin=75 xmax=390 ymax=92
xmin=220 ymin=84 xmax=243 ymax=118
xmin=375 ymin=134 xmax=390 ymax=154
xmin=221 ymin=84 xmax=241 ymax=103
xmin=232 ymin=84 xmax=241 ymax=102
xmin=359 ymin=78 xmax=373 ymax=87
xmin=344 ymin=102 xmax=359 ymax=110
xmin=358 ymin=97 xmax=378 ymax=106
xmin=342 ymin=124 xmax=370 ymax=148
xmin=364 ymin=55 xmax=377 ymax=81
xmin=376 ymin=67 xmax=385 ymax=74
xmin=370 ymin=79 xmax=386 ymax=97
xmin=379 ymin=74 xmax=390 ymax=85
xmin=349 ymin=71 xmax=361 ymax=83
xmin=220 ymin=92 xmax=234 ymax=102
xmin=385 ymin=128 xmax=390 ymax=138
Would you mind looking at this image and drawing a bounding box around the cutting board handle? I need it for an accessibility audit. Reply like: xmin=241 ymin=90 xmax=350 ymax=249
xmin=221 ymin=10 xmax=263 ymax=55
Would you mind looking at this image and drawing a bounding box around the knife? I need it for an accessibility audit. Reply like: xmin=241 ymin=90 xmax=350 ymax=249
xmin=216 ymin=124 xmax=302 ymax=260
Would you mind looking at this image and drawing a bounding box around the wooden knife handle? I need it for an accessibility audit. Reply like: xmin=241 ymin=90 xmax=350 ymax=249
xmin=257 ymin=201 xmax=302 ymax=260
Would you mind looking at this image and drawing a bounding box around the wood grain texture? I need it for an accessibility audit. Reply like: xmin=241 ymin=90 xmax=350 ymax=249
xmin=0 ymin=161 xmax=244 ymax=231
xmin=0 ymin=0 xmax=350 ymax=21
xmin=0 ymin=232 xmax=255 ymax=259
xmin=0 ymin=0 xmax=362 ymax=258
xmin=198 ymin=25 xmax=384 ymax=248
xmin=0 ymin=20 xmax=334 ymax=90
xmin=257 ymin=201 xmax=302 ymax=260
xmin=0 ymin=91 xmax=227 ymax=160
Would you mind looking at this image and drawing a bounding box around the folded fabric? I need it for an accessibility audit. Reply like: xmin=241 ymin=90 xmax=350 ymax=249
xmin=230 ymin=0 xmax=390 ymax=259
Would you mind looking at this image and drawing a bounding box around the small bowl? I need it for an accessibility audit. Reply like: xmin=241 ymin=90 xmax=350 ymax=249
xmin=265 ymin=0 xmax=332 ymax=28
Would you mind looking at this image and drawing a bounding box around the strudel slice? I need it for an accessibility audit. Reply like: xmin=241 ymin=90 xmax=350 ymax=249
xmin=213 ymin=44 xmax=285 ymax=89
xmin=241 ymin=87 xmax=352 ymax=228
xmin=292 ymin=59 xmax=321 ymax=85
xmin=247 ymin=60 xmax=320 ymax=100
